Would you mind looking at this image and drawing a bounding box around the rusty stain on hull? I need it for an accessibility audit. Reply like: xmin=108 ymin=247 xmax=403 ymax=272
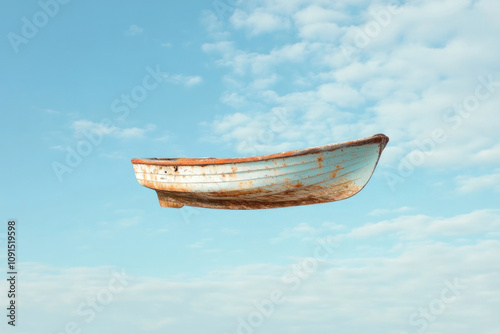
xmin=131 ymin=134 xmax=389 ymax=210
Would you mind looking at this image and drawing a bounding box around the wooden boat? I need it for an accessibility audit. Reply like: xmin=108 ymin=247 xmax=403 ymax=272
xmin=131 ymin=134 xmax=389 ymax=210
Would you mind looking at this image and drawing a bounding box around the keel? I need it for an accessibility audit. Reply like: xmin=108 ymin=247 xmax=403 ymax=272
xmin=156 ymin=191 xmax=184 ymax=208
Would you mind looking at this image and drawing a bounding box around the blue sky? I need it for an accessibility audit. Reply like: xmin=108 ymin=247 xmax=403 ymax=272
xmin=1 ymin=0 xmax=499 ymax=333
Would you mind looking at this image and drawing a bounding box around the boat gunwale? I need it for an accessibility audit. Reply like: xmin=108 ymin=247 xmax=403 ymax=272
xmin=136 ymin=148 xmax=369 ymax=179
xmin=131 ymin=134 xmax=389 ymax=167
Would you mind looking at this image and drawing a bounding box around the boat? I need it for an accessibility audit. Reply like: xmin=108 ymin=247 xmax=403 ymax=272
xmin=131 ymin=134 xmax=389 ymax=210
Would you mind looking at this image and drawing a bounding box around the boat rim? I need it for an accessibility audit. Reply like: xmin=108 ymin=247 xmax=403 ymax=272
xmin=131 ymin=133 xmax=389 ymax=167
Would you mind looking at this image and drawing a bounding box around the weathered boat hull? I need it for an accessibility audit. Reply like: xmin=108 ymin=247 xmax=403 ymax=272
xmin=131 ymin=134 xmax=389 ymax=209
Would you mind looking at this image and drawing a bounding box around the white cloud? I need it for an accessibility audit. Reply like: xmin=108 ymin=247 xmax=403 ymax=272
xmin=43 ymin=108 xmax=60 ymax=114
xmin=98 ymin=216 xmax=142 ymax=230
xmin=204 ymin=84 xmax=369 ymax=154
xmin=202 ymin=41 xmax=309 ymax=80
xmin=348 ymin=210 xmax=500 ymax=240
xmin=212 ymin=112 xmax=252 ymax=133
xmin=271 ymin=222 xmax=319 ymax=243
xmin=201 ymin=0 xmax=500 ymax=171
xmin=292 ymin=222 xmax=317 ymax=233
xmin=221 ymin=228 xmax=240 ymax=235
xmin=201 ymin=10 xmax=232 ymax=40
xmin=470 ymin=142 xmax=500 ymax=165
xmin=125 ymin=24 xmax=144 ymax=36
xmin=230 ymin=8 xmax=291 ymax=36
xmin=268 ymin=210 xmax=500 ymax=246
xmin=369 ymin=206 xmax=413 ymax=216
xmin=456 ymin=171 xmax=500 ymax=194
xmin=162 ymin=73 xmax=203 ymax=87
xmin=188 ymin=238 xmax=212 ymax=249
xmin=100 ymin=151 xmax=125 ymax=159
xmin=8 ymin=209 xmax=500 ymax=333
xmin=294 ymin=5 xmax=346 ymax=41
xmin=205 ymin=109 xmax=306 ymax=155
xmin=220 ymin=91 xmax=248 ymax=108
xmin=118 ymin=127 xmax=152 ymax=139
xmin=72 ymin=120 xmax=156 ymax=139
xmin=317 ymin=82 xmax=363 ymax=108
